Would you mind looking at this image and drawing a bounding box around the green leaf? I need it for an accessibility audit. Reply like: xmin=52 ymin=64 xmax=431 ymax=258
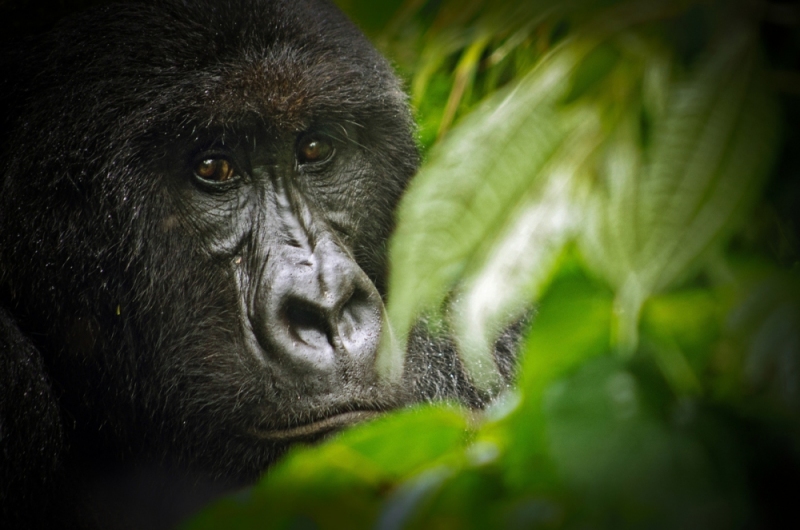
xmin=333 ymin=0 xmax=405 ymax=34
xmin=386 ymin=41 xmax=599 ymax=388
xmin=184 ymin=406 xmax=470 ymax=530
xmin=375 ymin=467 xmax=454 ymax=530
xmin=725 ymin=273 xmax=800 ymax=411
xmin=329 ymin=404 xmax=470 ymax=477
xmin=580 ymin=27 xmax=781 ymax=352
xmin=561 ymin=42 xmax=621 ymax=104
xmin=482 ymin=271 xmax=614 ymax=490
xmin=544 ymin=357 xmax=749 ymax=527
xmin=451 ymin=106 xmax=599 ymax=391
xmin=639 ymin=289 xmax=724 ymax=395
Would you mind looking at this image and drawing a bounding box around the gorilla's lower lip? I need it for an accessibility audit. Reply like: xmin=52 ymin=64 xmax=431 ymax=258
xmin=254 ymin=410 xmax=382 ymax=441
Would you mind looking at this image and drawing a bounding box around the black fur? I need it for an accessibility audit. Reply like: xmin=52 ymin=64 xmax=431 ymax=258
xmin=0 ymin=1 xmax=519 ymax=528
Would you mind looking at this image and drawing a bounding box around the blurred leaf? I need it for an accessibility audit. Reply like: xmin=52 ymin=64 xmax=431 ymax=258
xmin=452 ymin=124 xmax=597 ymax=390
xmin=642 ymin=289 xmax=722 ymax=355
xmin=327 ymin=405 xmax=470 ymax=477
xmin=399 ymin=465 xmax=517 ymax=530
xmin=580 ymin=26 xmax=781 ymax=352
xmin=726 ymin=273 xmax=800 ymax=412
xmin=387 ymin=41 xmax=600 ymax=389
xmin=186 ymin=406 xmax=469 ymax=530
xmin=544 ymin=357 xmax=749 ymax=527
xmin=376 ymin=467 xmax=454 ymax=530
xmin=638 ymin=289 xmax=725 ymax=395
xmin=561 ymin=42 xmax=620 ymax=103
xmin=486 ymin=270 xmax=614 ymax=490
xmin=437 ymin=34 xmax=491 ymax=137
xmin=333 ymin=0 xmax=406 ymax=34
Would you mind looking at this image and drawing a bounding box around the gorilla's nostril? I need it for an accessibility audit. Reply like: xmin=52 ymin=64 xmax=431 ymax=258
xmin=337 ymin=288 xmax=382 ymax=357
xmin=339 ymin=289 xmax=369 ymax=326
xmin=282 ymin=300 xmax=333 ymax=350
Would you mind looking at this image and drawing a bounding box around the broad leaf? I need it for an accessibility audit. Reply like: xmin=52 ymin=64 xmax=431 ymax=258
xmin=386 ymin=41 xmax=599 ymax=387
xmin=580 ymin=28 xmax=780 ymax=352
xmin=480 ymin=271 xmax=614 ymax=490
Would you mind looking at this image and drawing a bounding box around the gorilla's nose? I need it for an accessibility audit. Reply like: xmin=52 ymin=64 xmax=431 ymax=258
xmin=257 ymin=239 xmax=383 ymax=373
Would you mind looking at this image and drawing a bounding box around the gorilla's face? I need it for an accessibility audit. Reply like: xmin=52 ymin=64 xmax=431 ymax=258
xmin=143 ymin=111 xmax=412 ymax=455
xmin=0 ymin=0 xmax=417 ymax=480
xmin=113 ymin=2 xmax=423 ymax=473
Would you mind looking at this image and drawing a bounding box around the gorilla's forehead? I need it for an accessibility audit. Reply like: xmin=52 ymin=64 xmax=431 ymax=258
xmin=162 ymin=0 xmax=399 ymax=131
xmin=19 ymin=0 xmax=402 ymax=135
xmin=198 ymin=49 xmax=374 ymax=131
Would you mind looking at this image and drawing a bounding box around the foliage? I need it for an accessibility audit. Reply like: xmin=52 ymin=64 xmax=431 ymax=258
xmin=186 ymin=0 xmax=800 ymax=528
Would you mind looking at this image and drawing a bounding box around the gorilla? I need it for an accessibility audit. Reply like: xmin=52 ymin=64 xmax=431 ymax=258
xmin=0 ymin=1 xmax=518 ymax=528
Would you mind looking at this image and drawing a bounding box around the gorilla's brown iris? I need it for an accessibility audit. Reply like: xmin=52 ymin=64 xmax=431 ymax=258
xmin=195 ymin=158 xmax=235 ymax=182
xmin=297 ymin=136 xmax=334 ymax=164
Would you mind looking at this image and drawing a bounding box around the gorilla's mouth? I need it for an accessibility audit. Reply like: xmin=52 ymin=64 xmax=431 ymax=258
xmin=254 ymin=410 xmax=382 ymax=442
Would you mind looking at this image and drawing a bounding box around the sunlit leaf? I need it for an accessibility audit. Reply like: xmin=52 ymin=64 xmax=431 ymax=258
xmin=329 ymin=405 xmax=470 ymax=477
xmin=452 ymin=114 xmax=598 ymax=390
xmin=257 ymin=406 xmax=468 ymax=492
xmin=386 ymin=41 xmax=599 ymax=387
xmin=185 ymin=406 xmax=469 ymax=530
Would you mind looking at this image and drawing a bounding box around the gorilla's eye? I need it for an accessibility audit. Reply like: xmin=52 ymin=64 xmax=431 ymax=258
xmin=297 ymin=135 xmax=334 ymax=165
xmin=194 ymin=158 xmax=236 ymax=183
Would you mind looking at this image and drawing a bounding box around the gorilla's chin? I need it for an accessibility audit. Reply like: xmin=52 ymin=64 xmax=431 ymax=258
xmin=253 ymin=410 xmax=383 ymax=442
